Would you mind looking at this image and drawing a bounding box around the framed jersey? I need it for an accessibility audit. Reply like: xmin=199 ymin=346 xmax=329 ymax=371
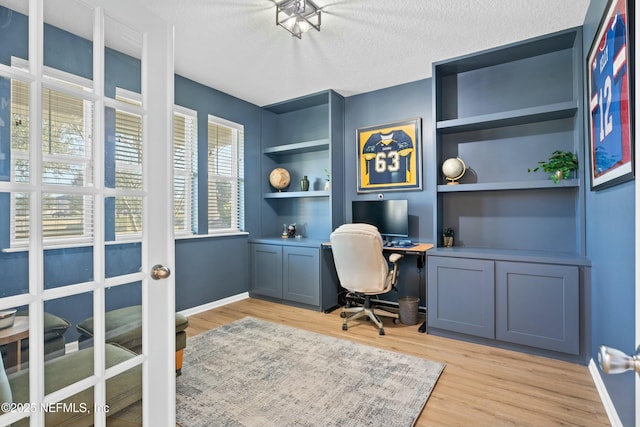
xmin=587 ymin=0 xmax=634 ymax=190
xmin=356 ymin=118 xmax=422 ymax=192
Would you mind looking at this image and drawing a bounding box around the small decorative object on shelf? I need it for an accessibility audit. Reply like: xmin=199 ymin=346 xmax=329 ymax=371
xmin=281 ymin=224 xmax=289 ymax=238
xmin=287 ymin=223 xmax=296 ymax=238
xmin=269 ymin=167 xmax=291 ymax=192
xmin=442 ymin=157 xmax=466 ymax=185
xmin=443 ymin=227 xmax=454 ymax=247
xmin=324 ymin=168 xmax=331 ymax=191
xmin=300 ymin=175 xmax=309 ymax=191
xmin=528 ymin=150 xmax=578 ymax=183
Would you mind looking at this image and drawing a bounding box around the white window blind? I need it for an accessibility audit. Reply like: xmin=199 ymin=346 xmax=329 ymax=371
xmin=207 ymin=116 xmax=244 ymax=234
xmin=173 ymin=107 xmax=197 ymax=235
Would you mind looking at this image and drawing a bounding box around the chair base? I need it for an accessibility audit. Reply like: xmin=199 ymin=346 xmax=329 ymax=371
xmin=341 ymin=296 xmax=399 ymax=335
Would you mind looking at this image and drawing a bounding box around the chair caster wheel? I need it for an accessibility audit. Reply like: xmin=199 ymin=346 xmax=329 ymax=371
xmin=342 ymin=324 xmax=348 ymax=331
xmin=379 ymin=328 xmax=385 ymax=335
xmin=340 ymin=312 xmax=346 ymax=318
xmin=393 ymin=318 xmax=399 ymax=324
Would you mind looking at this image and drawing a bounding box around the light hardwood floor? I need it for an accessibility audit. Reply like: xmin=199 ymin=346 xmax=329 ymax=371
xmin=185 ymin=297 xmax=611 ymax=427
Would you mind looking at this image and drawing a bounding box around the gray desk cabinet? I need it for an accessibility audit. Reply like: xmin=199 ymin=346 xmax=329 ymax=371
xmin=427 ymin=256 xmax=495 ymax=339
xmin=496 ymin=261 xmax=579 ymax=354
xmin=250 ymin=241 xmax=322 ymax=309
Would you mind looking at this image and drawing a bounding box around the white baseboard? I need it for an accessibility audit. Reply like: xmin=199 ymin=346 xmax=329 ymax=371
xmin=178 ymin=292 xmax=250 ymax=317
xmin=589 ymin=358 xmax=623 ymax=427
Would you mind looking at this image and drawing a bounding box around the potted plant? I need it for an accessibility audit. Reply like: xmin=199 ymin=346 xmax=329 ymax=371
xmin=528 ymin=150 xmax=578 ymax=183
xmin=324 ymin=168 xmax=331 ymax=191
xmin=442 ymin=227 xmax=454 ymax=247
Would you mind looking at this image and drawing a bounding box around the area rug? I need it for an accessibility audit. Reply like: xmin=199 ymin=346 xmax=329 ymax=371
xmin=176 ymin=317 xmax=444 ymax=427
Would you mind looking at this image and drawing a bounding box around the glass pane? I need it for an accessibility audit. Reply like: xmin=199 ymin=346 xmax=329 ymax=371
xmin=104 ymin=14 xmax=142 ymax=101
xmin=43 ymin=0 xmax=93 ymax=80
xmin=42 ymin=88 xmax=94 ymax=187
xmin=41 ymin=193 xmax=94 ymax=243
xmin=104 ymin=281 xmax=142 ymax=354
xmin=106 ymin=368 xmax=142 ymax=425
xmin=0 ymin=0 xmax=29 ymax=67
xmin=105 ymin=242 xmax=141 ymax=278
xmin=43 ymin=246 xmax=93 ymax=290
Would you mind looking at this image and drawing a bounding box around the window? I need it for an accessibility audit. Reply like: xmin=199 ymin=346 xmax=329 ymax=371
xmin=9 ymin=77 xmax=95 ymax=246
xmin=207 ymin=115 xmax=244 ymax=234
xmin=173 ymin=106 xmax=197 ymax=236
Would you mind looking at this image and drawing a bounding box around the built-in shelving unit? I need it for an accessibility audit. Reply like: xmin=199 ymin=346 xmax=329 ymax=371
xmin=249 ymin=91 xmax=344 ymax=312
xmin=258 ymin=90 xmax=344 ymax=240
xmin=427 ymin=27 xmax=589 ymax=364
xmin=432 ymin=26 xmax=586 ymax=257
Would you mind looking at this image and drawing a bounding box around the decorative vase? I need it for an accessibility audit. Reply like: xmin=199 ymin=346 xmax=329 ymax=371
xmin=554 ymin=170 xmax=564 ymax=182
xmin=300 ymin=176 xmax=309 ymax=191
xmin=443 ymin=236 xmax=453 ymax=247
xmin=324 ymin=180 xmax=330 ymax=191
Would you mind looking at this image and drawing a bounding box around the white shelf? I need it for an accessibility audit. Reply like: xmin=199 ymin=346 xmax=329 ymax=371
xmin=263 ymin=139 xmax=330 ymax=156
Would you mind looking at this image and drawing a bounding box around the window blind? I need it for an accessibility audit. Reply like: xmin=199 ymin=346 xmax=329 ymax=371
xmin=207 ymin=118 xmax=244 ymax=233
xmin=173 ymin=109 xmax=197 ymax=235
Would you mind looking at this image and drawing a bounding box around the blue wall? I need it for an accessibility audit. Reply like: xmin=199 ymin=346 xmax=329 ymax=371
xmin=173 ymin=75 xmax=263 ymax=310
xmin=344 ymin=79 xmax=434 ymax=303
xmin=584 ymin=0 xmax=636 ymax=425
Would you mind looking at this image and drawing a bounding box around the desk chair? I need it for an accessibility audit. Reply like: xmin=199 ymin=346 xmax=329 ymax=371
xmin=330 ymin=223 xmax=403 ymax=335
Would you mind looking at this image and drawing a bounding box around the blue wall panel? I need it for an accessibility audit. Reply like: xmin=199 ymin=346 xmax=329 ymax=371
xmin=584 ymin=0 xmax=636 ymax=424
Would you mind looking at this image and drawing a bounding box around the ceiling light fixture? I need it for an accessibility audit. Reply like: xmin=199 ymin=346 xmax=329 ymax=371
xmin=276 ymin=0 xmax=321 ymax=39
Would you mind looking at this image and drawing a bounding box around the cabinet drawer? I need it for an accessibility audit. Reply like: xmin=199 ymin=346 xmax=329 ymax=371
xmin=496 ymin=262 xmax=579 ymax=354
xmin=427 ymin=256 xmax=495 ymax=339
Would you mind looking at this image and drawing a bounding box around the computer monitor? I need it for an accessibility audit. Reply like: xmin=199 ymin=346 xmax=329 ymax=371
xmin=351 ymin=199 xmax=409 ymax=239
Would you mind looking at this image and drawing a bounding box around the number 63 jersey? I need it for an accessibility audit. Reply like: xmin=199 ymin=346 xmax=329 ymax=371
xmin=361 ymin=130 xmax=414 ymax=185
xmin=589 ymin=10 xmax=629 ymax=176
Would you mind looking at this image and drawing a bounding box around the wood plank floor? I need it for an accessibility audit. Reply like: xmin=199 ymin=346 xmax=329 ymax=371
xmin=186 ymin=297 xmax=611 ymax=427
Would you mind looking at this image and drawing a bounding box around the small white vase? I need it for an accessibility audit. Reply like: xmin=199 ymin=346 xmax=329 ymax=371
xmin=324 ymin=180 xmax=330 ymax=191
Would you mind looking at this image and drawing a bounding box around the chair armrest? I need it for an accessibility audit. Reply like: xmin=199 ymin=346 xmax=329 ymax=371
xmin=388 ymin=253 xmax=403 ymax=264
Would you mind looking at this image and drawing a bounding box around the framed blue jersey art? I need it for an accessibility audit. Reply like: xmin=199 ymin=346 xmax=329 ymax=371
xmin=587 ymin=0 xmax=634 ymax=190
xmin=356 ymin=118 xmax=422 ymax=192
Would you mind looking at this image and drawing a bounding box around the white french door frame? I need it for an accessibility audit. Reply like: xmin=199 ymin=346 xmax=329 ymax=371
xmin=0 ymin=1 xmax=175 ymax=426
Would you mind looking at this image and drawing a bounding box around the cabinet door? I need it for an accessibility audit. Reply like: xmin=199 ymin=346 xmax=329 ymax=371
xmin=427 ymin=256 xmax=495 ymax=339
xmin=283 ymin=246 xmax=319 ymax=306
xmin=496 ymin=262 xmax=579 ymax=354
xmin=250 ymin=244 xmax=283 ymax=298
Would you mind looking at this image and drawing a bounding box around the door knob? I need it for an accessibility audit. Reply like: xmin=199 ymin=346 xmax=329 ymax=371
xmin=150 ymin=264 xmax=171 ymax=280
xmin=598 ymin=345 xmax=640 ymax=375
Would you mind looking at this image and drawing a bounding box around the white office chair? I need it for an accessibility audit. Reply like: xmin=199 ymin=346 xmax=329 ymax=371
xmin=330 ymin=223 xmax=403 ymax=335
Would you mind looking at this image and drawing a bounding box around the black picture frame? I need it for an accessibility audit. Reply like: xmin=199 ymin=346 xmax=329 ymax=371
xmin=587 ymin=0 xmax=635 ymax=190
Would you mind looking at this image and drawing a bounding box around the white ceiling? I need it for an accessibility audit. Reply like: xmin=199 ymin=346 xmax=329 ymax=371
xmin=134 ymin=0 xmax=590 ymax=107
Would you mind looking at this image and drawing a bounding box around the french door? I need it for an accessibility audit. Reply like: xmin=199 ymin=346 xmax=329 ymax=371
xmin=0 ymin=0 xmax=174 ymax=426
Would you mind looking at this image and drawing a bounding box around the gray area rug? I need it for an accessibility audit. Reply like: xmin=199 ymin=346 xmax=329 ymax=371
xmin=176 ymin=317 xmax=444 ymax=427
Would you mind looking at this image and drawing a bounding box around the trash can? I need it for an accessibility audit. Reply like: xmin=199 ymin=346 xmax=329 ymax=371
xmin=398 ymin=296 xmax=420 ymax=325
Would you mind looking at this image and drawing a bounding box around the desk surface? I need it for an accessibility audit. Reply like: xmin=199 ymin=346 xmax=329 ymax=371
xmin=323 ymin=241 xmax=433 ymax=253
xmin=383 ymin=242 xmax=433 ymax=253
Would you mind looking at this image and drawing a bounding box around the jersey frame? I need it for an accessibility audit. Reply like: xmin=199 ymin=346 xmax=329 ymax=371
xmin=587 ymin=0 xmax=634 ymax=190
xmin=356 ymin=118 xmax=422 ymax=193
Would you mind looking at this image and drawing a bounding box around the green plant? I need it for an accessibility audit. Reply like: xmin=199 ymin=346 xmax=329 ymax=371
xmin=324 ymin=168 xmax=330 ymax=180
xmin=443 ymin=227 xmax=454 ymax=237
xmin=528 ymin=150 xmax=578 ymax=183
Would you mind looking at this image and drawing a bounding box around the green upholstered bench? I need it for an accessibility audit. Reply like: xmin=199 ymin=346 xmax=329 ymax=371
xmin=0 ymin=343 xmax=142 ymax=427
xmin=76 ymin=305 xmax=189 ymax=375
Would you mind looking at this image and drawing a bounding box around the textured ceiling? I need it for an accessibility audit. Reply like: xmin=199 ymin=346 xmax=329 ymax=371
xmin=133 ymin=0 xmax=590 ymax=107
